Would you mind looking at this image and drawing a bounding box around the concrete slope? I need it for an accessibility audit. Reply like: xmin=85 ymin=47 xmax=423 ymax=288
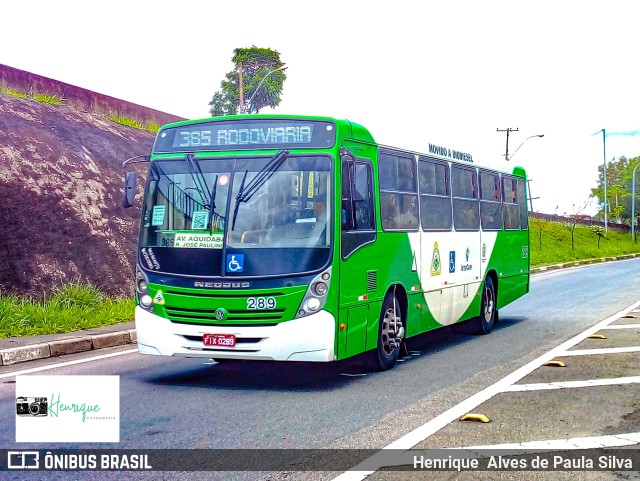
xmin=0 ymin=64 xmax=183 ymax=297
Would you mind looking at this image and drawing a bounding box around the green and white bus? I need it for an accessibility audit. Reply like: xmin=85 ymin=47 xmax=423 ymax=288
xmin=123 ymin=114 xmax=530 ymax=371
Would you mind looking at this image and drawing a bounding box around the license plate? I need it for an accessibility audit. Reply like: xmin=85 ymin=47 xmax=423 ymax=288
xmin=203 ymin=334 xmax=236 ymax=347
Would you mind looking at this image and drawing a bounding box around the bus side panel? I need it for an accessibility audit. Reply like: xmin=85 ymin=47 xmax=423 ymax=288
xmin=496 ymin=273 xmax=529 ymax=309
xmin=344 ymin=305 xmax=369 ymax=358
xmin=489 ymin=229 xmax=530 ymax=309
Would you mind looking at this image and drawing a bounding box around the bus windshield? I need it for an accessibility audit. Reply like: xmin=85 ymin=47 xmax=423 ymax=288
xmin=138 ymin=154 xmax=332 ymax=277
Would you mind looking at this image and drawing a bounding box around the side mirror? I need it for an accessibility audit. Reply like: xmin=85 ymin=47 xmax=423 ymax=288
xmin=122 ymin=171 xmax=137 ymax=208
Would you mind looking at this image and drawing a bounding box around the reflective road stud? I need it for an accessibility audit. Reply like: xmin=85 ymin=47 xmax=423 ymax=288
xmin=544 ymin=360 xmax=566 ymax=367
xmin=459 ymin=413 xmax=490 ymax=423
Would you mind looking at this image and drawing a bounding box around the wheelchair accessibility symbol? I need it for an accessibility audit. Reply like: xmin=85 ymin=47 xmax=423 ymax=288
xmin=226 ymin=254 xmax=244 ymax=273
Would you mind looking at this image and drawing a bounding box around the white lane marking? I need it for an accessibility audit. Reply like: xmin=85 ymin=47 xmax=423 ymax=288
xmin=330 ymin=298 xmax=640 ymax=481
xmin=506 ymin=375 xmax=640 ymax=392
xmin=0 ymin=349 xmax=138 ymax=380
xmin=562 ymin=346 xmax=640 ymax=356
xmin=455 ymin=432 xmax=640 ymax=451
xmin=602 ymin=324 xmax=640 ymax=329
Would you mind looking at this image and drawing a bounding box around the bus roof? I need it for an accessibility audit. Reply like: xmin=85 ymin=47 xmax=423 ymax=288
xmin=155 ymin=114 xmax=525 ymax=178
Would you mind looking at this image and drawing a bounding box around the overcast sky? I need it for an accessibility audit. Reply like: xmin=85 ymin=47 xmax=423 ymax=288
xmin=3 ymin=0 xmax=640 ymax=215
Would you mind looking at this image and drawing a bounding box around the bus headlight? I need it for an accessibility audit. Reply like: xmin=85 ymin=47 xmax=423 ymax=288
xmin=136 ymin=267 xmax=154 ymax=312
xmin=140 ymin=294 xmax=153 ymax=308
xmin=313 ymin=282 xmax=328 ymax=296
xmin=305 ymin=297 xmax=321 ymax=311
xmin=296 ymin=268 xmax=331 ymax=318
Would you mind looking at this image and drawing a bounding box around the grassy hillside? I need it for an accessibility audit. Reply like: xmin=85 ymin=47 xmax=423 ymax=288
xmin=529 ymin=218 xmax=640 ymax=266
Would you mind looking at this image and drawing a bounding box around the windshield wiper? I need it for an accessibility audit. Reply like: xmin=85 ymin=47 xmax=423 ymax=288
xmin=207 ymin=174 xmax=219 ymax=230
xmin=185 ymin=153 xmax=211 ymax=208
xmin=185 ymin=153 xmax=221 ymax=229
xmin=231 ymin=149 xmax=289 ymax=231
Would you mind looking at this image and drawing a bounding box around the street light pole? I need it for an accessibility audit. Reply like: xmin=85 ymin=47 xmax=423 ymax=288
xmin=593 ymin=129 xmax=608 ymax=233
xmin=632 ymin=162 xmax=640 ymax=242
xmin=242 ymin=65 xmax=287 ymax=114
xmin=506 ymin=134 xmax=545 ymax=162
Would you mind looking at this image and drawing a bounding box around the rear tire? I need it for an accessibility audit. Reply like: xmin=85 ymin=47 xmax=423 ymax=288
xmin=473 ymin=276 xmax=496 ymax=334
xmin=368 ymin=292 xmax=405 ymax=371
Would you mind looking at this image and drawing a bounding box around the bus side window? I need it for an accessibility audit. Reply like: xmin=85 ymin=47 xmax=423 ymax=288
xmin=479 ymin=170 xmax=502 ymax=231
xmin=502 ymin=176 xmax=520 ymax=230
xmin=341 ymin=161 xmax=354 ymax=230
xmin=352 ymin=163 xmax=375 ymax=230
xmin=379 ymin=151 xmax=418 ymax=231
xmin=419 ymin=157 xmax=452 ymax=231
xmin=341 ymin=158 xmax=376 ymax=258
xmin=452 ymin=165 xmax=479 ymax=231
xmin=517 ymin=178 xmax=528 ymax=230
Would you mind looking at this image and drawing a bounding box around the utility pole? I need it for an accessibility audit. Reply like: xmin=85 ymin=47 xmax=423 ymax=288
xmin=497 ymin=127 xmax=519 ymax=161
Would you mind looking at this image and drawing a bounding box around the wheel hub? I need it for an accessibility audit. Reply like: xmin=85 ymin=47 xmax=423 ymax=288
xmin=381 ymin=307 xmax=404 ymax=354
xmin=484 ymin=286 xmax=494 ymax=319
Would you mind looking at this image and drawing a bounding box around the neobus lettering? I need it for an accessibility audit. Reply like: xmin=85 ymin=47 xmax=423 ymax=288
xmin=217 ymin=126 xmax=312 ymax=145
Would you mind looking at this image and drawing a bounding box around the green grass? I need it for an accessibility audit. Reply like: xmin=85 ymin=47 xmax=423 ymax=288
xmin=32 ymin=93 xmax=65 ymax=105
xmin=530 ymin=218 xmax=640 ymax=266
xmin=107 ymin=114 xmax=159 ymax=133
xmin=0 ymin=282 xmax=133 ymax=338
xmin=0 ymin=86 xmax=64 ymax=104
xmin=0 ymin=85 xmax=29 ymax=98
xmin=1 ymin=219 xmax=638 ymax=339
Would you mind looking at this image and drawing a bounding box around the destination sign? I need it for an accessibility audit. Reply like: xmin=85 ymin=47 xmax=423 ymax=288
xmin=153 ymin=120 xmax=336 ymax=153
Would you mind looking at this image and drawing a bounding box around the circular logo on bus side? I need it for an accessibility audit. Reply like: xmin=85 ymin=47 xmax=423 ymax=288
xmin=215 ymin=308 xmax=227 ymax=320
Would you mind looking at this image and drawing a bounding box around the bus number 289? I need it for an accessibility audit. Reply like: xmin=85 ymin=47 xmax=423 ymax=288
xmin=247 ymin=297 xmax=276 ymax=310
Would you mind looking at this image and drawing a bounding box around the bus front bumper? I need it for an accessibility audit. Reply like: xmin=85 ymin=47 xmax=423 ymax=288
xmin=134 ymin=307 xmax=336 ymax=362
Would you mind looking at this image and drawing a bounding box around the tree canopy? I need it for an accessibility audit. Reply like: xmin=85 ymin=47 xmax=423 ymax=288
xmin=209 ymin=47 xmax=286 ymax=116
xmin=591 ymin=155 xmax=640 ymax=224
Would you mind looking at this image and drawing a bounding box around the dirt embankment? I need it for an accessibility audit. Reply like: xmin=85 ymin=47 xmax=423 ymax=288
xmin=0 ymin=64 xmax=184 ymax=297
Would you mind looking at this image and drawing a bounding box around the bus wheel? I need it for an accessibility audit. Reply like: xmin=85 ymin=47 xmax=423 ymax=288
xmin=474 ymin=276 xmax=496 ymax=334
xmin=369 ymin=293 xmax=405 ymax=371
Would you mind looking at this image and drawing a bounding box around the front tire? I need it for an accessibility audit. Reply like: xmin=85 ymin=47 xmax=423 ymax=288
xmin=368 ymin=292 xmax=405 ymax=371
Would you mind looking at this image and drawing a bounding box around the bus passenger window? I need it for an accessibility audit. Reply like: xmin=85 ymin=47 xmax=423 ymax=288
xmin=503 ymin=176 xmax=520 ymax=230
xmin=517 ymin=178 xmax=528 ymax=230
xmin=379 ymin=150 xmax=418 ymax=231
xmin=479 ymin=170 xmax=502 ymax=230
xmin=452 ymin=165 xmax=479 ymax=231
xmin=419 ymin=158 xmax=452 ymax=231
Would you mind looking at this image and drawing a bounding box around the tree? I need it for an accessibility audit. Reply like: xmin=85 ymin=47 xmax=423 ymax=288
xmin=209 ymin=47 xmax=286 ymax=116
xmin=530 ymin=217 xmax=553 ymax=250
xmin=561 ymin=201 xmax=590 ymax=251
xmin=590 ymin=225 xmax=607 ymax=248
xmin=591 ymin=156 xmax=640 ymax=225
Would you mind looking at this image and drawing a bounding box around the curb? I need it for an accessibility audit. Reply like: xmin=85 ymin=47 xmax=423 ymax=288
xmin=531 ymin=253 xmax=639 ymax=274
xmin=0 ymin=329 xmax=137 ymax=367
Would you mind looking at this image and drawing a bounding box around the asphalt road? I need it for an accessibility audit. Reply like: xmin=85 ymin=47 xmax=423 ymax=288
xmin=1 ymin=258 xmax=639 ymax=481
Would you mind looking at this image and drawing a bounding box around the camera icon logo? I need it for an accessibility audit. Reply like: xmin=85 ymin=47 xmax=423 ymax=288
xmin=16 ymin=396 xmax=48 ymax=417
